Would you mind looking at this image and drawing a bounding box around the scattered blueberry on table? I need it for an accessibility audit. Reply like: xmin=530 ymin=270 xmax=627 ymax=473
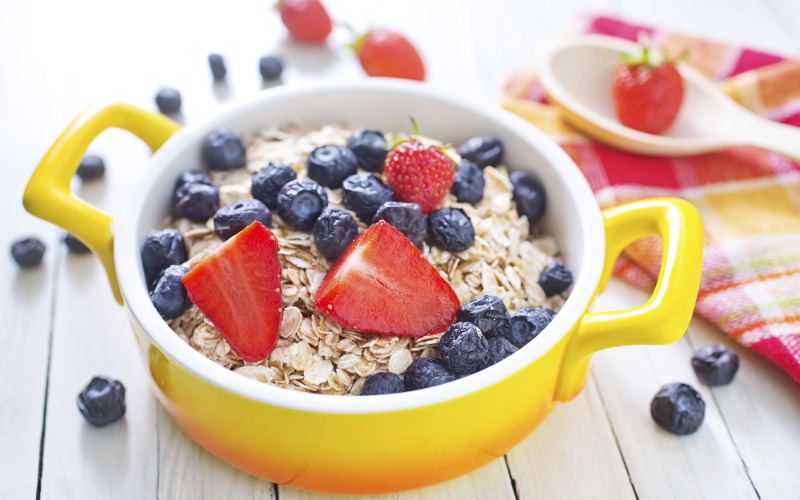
xmin=403 ymin=357 xmax=458 ymax=391
xmin=440 ymin=322 xmax=489 ymax=375
xmin=359 ymin=372 xmax=405 ymax=395
xmin=508 ymin=307 xmax=555 ymax=348
xmin=76 ymin=376 xmax=126 ymax=427
xmin=155 ymin=87 xmax=182 ymax=114
xmin=538 ymin=261 xmax=573 ymax=297
xmin=650 ymin=382 xmax=705 ymax=435
xmin=509 ymin=170 xmax=547 ymax=224
xmin=313 ymin=207 xmax=358 ymax=261
xmin=691 ymin=344 xmax=739 ymax=386
xmin=451 ymin=160 xmax=485 ymax=205
xmin=201 ymin=128 xmax=247 ymax=171
xmin=208 ymin=53 xmax=227 ymax=81
xmin=140 ymin=228 xmax=188 ymax=290
xmin=426 ymin=207 xmax=475 ymax=252
xmin=306 ymin=145 xmax=358 ymax=189
xmin=457 ymin=135 xmax=504 ymax=168
xmin=251 ymin=162 xmax=297 ymax=209
xmin=346 ymin=129 xmax=387 ymax=172
xmin=64 ymin=233 xmax=91 ymax=254
xmin=10 ymin=236 xmax=46 ymax=268
xmin=76 ymin=154 xmax=106 ymax=180
xmin=277 ymin=178 xmax=329 ymax=231
xmin=213 ymin=199 xmax=272 ymax=241
xmin=456 ymin=295 xmax=511 ymax=339
xmin=342 ymin=173 xmax=394 ymax=223
xmin=150 ymin=265 xmax=191 ymax=319
xmin=259 ymin=55 xmax=284 ymax=81
xmin=372 ymin=201 xmax=426 ymax=246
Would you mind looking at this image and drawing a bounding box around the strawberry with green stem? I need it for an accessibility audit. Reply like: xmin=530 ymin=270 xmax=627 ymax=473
xmin=350 ymin=29 xmax=425 ymax=81
xmin=612 ymin=42 xmax=687 ymax=134
xmin=384 ymin=119 xmax=455 ymax=214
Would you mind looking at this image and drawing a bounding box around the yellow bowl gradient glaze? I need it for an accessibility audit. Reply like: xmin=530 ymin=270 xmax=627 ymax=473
xmin=24 ymin=81 xmax=703 ymax=495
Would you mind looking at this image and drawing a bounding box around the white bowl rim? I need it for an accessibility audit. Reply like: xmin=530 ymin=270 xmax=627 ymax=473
xmin=115 ymin=79 xmax=605 ymax=414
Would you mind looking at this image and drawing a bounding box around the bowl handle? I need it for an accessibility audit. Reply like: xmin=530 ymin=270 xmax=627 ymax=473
xmin=555 ymin=198 xmax=703 ymax=402
xmin=23 ymin=101 xmax=180 ymax=304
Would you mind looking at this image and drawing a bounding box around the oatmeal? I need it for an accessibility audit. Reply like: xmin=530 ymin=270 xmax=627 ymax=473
xmin=158 ymin=124 xmax=568 ymax=395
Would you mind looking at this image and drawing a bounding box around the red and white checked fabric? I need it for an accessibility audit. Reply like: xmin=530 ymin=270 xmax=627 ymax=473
xmin=503 ymin=15 xmax=800 ymax=386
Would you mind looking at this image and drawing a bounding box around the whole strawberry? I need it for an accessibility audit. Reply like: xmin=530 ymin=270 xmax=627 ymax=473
xmin=276 ymin=0 xmax=332 ymax=43
xmin=384 ymin=131 xmax=454 ymax=214
xmin=352 ymin=29 xmax=425 ymax=81
xmin=612 ymin=44 xmax=685 ymax=134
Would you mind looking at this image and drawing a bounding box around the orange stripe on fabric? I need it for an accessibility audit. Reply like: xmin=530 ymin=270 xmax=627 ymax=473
xmin=697 ymin=267 xmax=800 ymax=301
xmin=728 ymin=314 xmax=800 ymax=340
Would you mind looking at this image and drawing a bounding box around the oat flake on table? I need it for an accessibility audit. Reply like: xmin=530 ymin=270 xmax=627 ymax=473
xmin=167 ymin=123 xmax=567 ymax=395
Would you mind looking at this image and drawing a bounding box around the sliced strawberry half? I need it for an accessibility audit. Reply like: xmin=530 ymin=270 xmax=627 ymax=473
xmin=182 ymin=221 xmax=282 ymax=362
xmin=315 ymin=221 xmax=460 ymax=336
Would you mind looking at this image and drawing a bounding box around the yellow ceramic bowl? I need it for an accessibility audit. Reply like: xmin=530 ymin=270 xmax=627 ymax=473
xmin=23 ymin=80 xmax=703 ymax=495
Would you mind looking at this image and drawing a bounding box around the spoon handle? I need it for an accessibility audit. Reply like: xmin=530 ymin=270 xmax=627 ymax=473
xmin=735 ymin=113 xmax=800 ymax=163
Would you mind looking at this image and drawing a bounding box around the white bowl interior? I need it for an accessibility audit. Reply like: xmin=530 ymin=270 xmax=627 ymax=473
xmin=115 ymin=80 xmax=604 ymax=413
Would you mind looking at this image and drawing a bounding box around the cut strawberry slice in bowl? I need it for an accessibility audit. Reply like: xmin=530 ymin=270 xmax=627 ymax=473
xmin=182 ymin=221 xmax=282 ymax=363
xmin=315 ymin=220 xmax=460 ymax=336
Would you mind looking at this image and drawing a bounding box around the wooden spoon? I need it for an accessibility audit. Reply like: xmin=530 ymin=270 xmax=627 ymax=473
xmin=538 ymin=34 xmax=800 ymax=161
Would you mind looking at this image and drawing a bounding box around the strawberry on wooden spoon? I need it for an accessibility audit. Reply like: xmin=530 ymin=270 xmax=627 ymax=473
xmin=315 ymin=221 xmax=460 ymax=336
xmin=352 ymin=29 xmax=425 ymax=81
xmin=182 ymin=221 xmax=282 ymax=362
xmin=612 ymin=44 xmax=686 ymax=135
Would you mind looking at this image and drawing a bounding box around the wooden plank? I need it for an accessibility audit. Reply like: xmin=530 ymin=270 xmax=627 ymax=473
xmin=591 ymin=279 xmax=759 ymax=499
xmin=506 ymin=376 xmax=636 ymax=499
xmin=278 ymin=458 xmax=514 ymax=500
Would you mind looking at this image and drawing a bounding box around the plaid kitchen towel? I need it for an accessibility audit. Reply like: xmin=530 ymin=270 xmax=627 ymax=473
xmin=503 ymin=15 xmax=800 ymax=386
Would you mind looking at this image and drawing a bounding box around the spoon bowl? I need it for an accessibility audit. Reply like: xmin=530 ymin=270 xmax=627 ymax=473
xmin=539 ymin=34 xmax=800 ymax=160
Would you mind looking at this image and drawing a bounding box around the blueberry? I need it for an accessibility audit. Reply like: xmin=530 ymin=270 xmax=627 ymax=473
xmin=76 ymin=376 xmax=126 ymax=427
xmin=208 ymin=53 xmax=227 ymax=80
xmin=372 ymin=201 xmax=426 ymax=246
xmin=508 ymin=307 xmax=555 ymax=347
xmin=451 ymin=160 xmax=484 ymax=205
xmin=76 ymin=154 xmax=106 ymax=180
xmin=172 ymin=170 xmax=213 ymax=206
xmin=691 ymin=344 xmax=739 ymax=386
xmin=456 ymin=295 xmax=511 ymax=339
xmin=509 ymin=171 xmax=546 ymax=224
xmin=483 ymin=337 xmax=519 ymax=368
xmin=440 ymin=322 xmax=488 ymax=375
xmin=346 ymin=129 xmax=387 ymax=172
xmin=306 ymin=145 xmax=358 ymax=189
xmin=426 ymin=207 xmax=475 ymax=252
xmin=403 ymin=357 xmax=458 ymax=391
xmin=141 ymin=229 xmax=188 ymax=290
xmin=457 ymin=135 xmax=504 ymax=168
xmin=251 ymin=163 xmax=297 ymax=209
xmin=214 ymin=199 xmax=272 ymax=241
xmin=174 ymin=182 xmax=220 ymax=223
xmin=342 ymin=173 xmax=394 ymax=223
xmin=64 ymin=233 xmax=91 ymax=254
xmin=313 ymin=207 xmax=358 ymax=261
xmin=149 ymin=265 xmax=191 ymax=320
xmin=155 ymin=87 xmax=182 ymax=114
xmin=277 ymin=178 xmax=328 ymax=231
xmin=201 ymin=128 xmax=247 ymax=171
xmin=360 ymin=372 xmax=405 ymax=396
xmin=259 ymin=55 xmax=284 ymax=80
xmin=10 ymin=236 xmax=46 ymax=268
xmin=650 ymin=382 xmax=705 ymax=435
xmin=538 ymin=261 xmax=573 ymax=297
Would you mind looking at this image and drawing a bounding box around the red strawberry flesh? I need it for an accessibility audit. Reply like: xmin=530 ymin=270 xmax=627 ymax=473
xmin=315 ymin=221 xmax=460 ymax=336
xmin=182 ymin=221 xmax=282 ymax=362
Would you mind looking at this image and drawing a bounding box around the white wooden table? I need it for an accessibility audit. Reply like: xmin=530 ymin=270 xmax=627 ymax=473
xmin=3 ymin=1 xmax=800 ymax=498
